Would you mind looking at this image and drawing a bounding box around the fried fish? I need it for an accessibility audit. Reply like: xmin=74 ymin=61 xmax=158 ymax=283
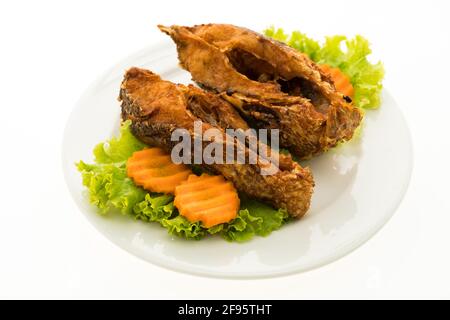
xmin=119 ymin=67 xmax=314 ymax=217
xmin=159 ymin=24 xmax=363 ymax=159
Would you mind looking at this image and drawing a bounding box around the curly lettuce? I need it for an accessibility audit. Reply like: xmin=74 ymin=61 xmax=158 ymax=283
xmin=161 ymin=216 xmax=207 ymax=240
xmin=77 ymin=121 xmax=147 ymax=215
xmin=93 ymin=120 xmax=147 ymax=164
xmin=222 ymin=199 xmax=289 ymax=242
xmin=77 ymin=160 xmax=146 ymax=215
xmin=77 ymin=121 xmax=288 ymax=242
xmin=264 ymin=26 xmax=385 ymax=109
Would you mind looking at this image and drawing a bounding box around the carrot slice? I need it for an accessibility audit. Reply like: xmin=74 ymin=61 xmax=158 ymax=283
xmin=320 ymin=64 xmax=355 ymax=98
xmin=174 ymin=176 xmax=224 ymax=195
xmin=174 ymin=174 xmax=240 ymax=228
xmin=127 ymin=148 xmax=191 ymax=194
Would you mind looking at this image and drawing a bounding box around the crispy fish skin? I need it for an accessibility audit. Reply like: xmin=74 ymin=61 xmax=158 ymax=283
xmin=159 ymin=24 xmax=363 ymax=159
xmin=119 ymin=67 xmax=314 ymax=217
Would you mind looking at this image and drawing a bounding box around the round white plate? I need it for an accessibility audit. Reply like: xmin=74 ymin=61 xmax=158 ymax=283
xmin=63 ymin=40 xmax=413 ymax=279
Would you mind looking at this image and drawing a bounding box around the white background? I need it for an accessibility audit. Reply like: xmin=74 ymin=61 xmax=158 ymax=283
xmin=0 ymin=0 xmax=449 ymax=299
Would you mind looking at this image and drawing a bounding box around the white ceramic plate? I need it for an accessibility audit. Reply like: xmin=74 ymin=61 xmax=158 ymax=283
xmin=63 ymin=40 xmax=413 ymax=279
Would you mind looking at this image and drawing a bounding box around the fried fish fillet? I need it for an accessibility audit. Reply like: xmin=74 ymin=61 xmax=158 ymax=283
xmin=159 ymin=24 xmax=363 ymax=159
xmin=119 ymin=67 xmax=314 ymax=217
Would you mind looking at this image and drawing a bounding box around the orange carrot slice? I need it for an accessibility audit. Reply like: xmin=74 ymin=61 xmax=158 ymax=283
xmin=174 ymin=173 xmax=240 ymax=228
xmin=127 ymin=148 xmax=191 ymax=194
xmin=320 ymin=64 xmax=355 ymax=98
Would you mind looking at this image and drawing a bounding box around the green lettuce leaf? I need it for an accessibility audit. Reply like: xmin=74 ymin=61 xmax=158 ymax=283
xmin=242 ymin=199 xmax=289 ymax=236
xmin=76 ymin=161 xmax=146 ymax=215
xmin=222 ymin=209 xmax=263 ymax=242
xmin=264 ymin=26 xmax=385 ymax=109
xmin=93 ymin=120 xmax=146 ymax=164
xmin=76 ymin=120 xmax=148 ymax=215
xmin=160 ymin=216 xmax=207 ymax=240
xmin=133 ymin=193 xmax=175 ymax=222
xmin=222 ymin=199 xmax=289 ymax=242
